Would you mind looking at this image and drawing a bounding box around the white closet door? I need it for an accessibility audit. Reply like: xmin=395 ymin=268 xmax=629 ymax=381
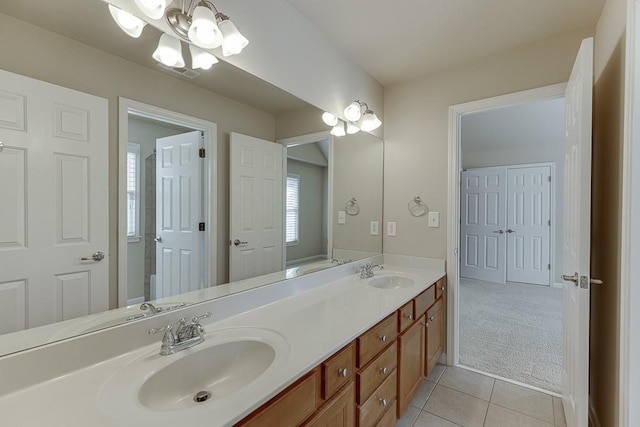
xmin=506 ymin=166 xmax=552 ymax=286
xmin=229 ymin=132 xmax=284 ymax=282
xmin=460 ymin=167 xmax=507 ymax=283
xmin=0 ymin=70 xmax=108 ymax=333
xmin=155 ymin=131 xmax=203 ymax=299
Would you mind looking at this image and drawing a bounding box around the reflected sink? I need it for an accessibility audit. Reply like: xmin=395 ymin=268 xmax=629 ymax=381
xmin=139 ymin=340 xmax=275 ymax=411
xmin=368 ymin=275 xmax=416 ymax=290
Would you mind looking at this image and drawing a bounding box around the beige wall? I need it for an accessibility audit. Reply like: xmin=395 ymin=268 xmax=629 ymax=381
xmin=382 ymin=28 xmax=593 ymax=259
xmin=0 ymin=14 xmax=276 ymax=308
xmin=591 ymin=0 xmax=627 ymax=425
xmin=275 ymin=105 xmax=327 ymax=140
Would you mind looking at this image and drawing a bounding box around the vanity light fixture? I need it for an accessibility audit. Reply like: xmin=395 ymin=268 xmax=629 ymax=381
xmin=344 ymin=100 xmax=365 ymax=122
xmin=360 ymin=109 xmax=382 ymax=132
xmin=133 ymin=0 xmax=170 ymax=20
xmin=153 ymin=33 xmax=185 ymax=67
xmin=346 ymin=122 xmax=360 ymax=135
xmin=322 ymin=112 xmax=339 ymax=126
xmin=331 ymin=120 xmax=346 ymax=137
xmin=108 ymin=5 xmax=147 ymax=38
xmin=189 ymin=44 xmax=219 ymax=69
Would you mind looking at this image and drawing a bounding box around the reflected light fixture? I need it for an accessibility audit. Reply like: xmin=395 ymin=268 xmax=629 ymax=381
xmin=189 ymin=44 xmax=219 ymax=70
xmin=344 ymin=100 xmax=365 ymax=122
xmin=108 ymin=5 xmax=147 ymax=38
xmin=133 ymin=0 xmax=170 ymax=20
xmin=322 ymin=112 xmax=339 ymax=126
xmin=331 ymin=120 xmax=346 ymax=137
xmin=153 ymin=33 xmax=185 ymax=67
xmin=346 ymin=122 xmax=360 ymax=135
xmin=360 ymin=109 xmax=382 ymax=132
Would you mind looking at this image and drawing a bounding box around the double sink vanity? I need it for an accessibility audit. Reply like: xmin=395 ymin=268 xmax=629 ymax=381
xmin=0 ymin=257 xmax=445 ymax=426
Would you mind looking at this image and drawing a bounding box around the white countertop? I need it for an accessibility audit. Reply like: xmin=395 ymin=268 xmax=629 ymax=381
xmin=0 ymin=265 xmax=444 ymax=427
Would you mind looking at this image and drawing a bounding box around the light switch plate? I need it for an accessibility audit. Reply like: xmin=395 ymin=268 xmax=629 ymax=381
xmin=338 ymin=211 xmax=346 ymax=225
xmin=387 ymin=221 xmax=397 ymax=237
xmin=370 ymin=221 xmax=379 ymax=236
xmin=428 ymin=211 xmax=440 ymax=228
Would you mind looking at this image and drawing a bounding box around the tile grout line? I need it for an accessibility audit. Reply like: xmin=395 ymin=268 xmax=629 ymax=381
xmin=488 ymin=401 xmax=555 ymax=425
xmin=482 ymin=379 xmax=496 ymax=426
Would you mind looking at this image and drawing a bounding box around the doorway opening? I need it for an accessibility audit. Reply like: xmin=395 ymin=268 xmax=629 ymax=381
xmin=117 ymin=98 xmax=218 ymax=308
xmin=447 ymin=84 xmax=568 ymax=395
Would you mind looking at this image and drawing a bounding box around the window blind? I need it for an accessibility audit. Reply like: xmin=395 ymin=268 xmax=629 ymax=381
xmin=286 ymin=174 xmax=300 ymax=244
xmin=127 ymin=144 xmax=140 ymax=238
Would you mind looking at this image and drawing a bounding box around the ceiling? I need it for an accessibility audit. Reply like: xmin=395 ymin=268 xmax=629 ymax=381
xmin=285 ymin=0 xmax=606 ymax=85
xmin=0 ymin=0 xmax=309 ymax=114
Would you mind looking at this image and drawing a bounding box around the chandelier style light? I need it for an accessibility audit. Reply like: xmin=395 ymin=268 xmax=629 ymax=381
xmin=108 ymin=0 xmax=248 ymax=71
xmin=322 ymin=100 xmax=382 ymax=137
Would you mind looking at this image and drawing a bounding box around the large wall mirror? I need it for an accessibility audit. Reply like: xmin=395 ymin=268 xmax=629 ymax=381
xmin=0 ymin=0 xmax=383 ymax=356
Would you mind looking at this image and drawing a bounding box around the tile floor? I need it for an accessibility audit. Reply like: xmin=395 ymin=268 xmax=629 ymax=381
xmin=396 ymin=365 xmax=567 ymax=427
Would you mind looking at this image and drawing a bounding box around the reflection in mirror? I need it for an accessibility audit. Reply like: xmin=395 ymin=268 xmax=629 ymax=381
xmin=0 ymin=0 xmax=383 ymax=357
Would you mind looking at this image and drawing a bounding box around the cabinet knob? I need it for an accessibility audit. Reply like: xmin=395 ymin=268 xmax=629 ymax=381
xmin=379 ymin=335 xmax=387 ymax=343
xmin=440 ymin=286 xmax=445 ymax=291
xmin=338 ymin=368 xmax=348 ymax=377
xmin=404 ymin=313 xmax=413 ymax=320
xmin=379 ymin=398 xmax=388 ymax=407
xmin=379 ymin=367 xmax=388 ymax=375
xmin=429 ymin=316 xmax=434 ymax=321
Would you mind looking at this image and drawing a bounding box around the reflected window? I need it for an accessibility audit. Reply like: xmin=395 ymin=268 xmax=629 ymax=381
xmin=286 ymin=173 xmax=300 ymax=245
xmin=127 ymin=143 xmax=141 ymax=242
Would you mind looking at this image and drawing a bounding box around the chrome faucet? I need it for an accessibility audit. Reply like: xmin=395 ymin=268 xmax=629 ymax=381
xmin=148 ymin=312 xmax=211 ymax=355
xmin=359 ymin=262 xmax=384 ymax=279
xmin=126 ymin=302 xmax=187 ymax=321
xmin=330 ymin=258 xmax=353 ymax=266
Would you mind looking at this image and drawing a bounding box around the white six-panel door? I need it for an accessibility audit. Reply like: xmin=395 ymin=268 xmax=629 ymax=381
xmin=460 ymin=167 xmax=507 ymax=283
xmin=229 ymin=132 xmax=284 ymax=282
xmin=506 ymin=166 xmax=552 ymax=286
xmin=155 ymin=131 xmax=202 ymax=299
xmin=562 ymin=37 xmax=593 ymax=427
xmin=0 ymin=70 xmax=108 ymax=334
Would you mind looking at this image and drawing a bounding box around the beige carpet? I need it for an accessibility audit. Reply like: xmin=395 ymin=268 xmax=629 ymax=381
xmin=459 ymin=277 xmax=562 ymax=393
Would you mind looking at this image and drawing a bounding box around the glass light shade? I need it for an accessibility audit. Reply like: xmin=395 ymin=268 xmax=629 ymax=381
xmin=360 ymin=110 xmax=382 ymax=132
xmin=219 ymin=19 xmax=249 ymax=56
xmin=153 ymin=34 xmax=185 ymax=68
xmin=346 ymin=123 xmax=360 ymax=134
xmin=322 ymin=112 xmax=338 ymax=126
xmin=344 ymin=101 xmax=363 ymax=122
xmin=189 ymin=45 xmax=219 ymax=70
xmin=108 ymin=5 xmax=146 ymax=38
xmin=188 ymin=6 xmax=223 ymax=49
xmin=330 ymin=121 xmax=346 ymax=137
xmin=133 ymin=0 xmax=168 ymax=20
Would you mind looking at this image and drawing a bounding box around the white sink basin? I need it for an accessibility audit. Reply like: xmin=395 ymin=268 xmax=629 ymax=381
xmin=368 ymin=274 xmax=416 ymax=290
xmin=139 ymin=340 xmax=275 ymax=411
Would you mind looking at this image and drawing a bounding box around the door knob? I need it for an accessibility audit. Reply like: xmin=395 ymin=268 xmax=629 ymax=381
xmin=154 ymin=236 xmax=163 ymax=243
xmin=591 ymin=278 xmax=604 ymax=285
xmin=81 ymin=251 xmax=105 ymax=262
xmin=233 ymin=239 xmax=248 ymax=247
xmin=506 ymin=229 xmax=515 ymax=233
xmin=562 ymin=272 xmax=579 ymax=284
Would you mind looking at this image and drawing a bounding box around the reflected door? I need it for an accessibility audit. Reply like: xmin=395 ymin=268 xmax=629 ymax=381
xmin=460 ymin=167 xmax=507 ymax=283
xmin=0 ymin=70 xmax=108 ymax=333
xmin=229 ymin=132 xmax=284 ymax=281
xmin=506 ymin=166 xmax=551 ymax=286
xmin=155 ymin=131 xmax=203 ymax=299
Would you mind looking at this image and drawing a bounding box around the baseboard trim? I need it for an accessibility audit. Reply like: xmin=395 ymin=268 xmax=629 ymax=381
xmin=589 ymin=396 xmax=602 ymax=427
xmin=457 ymin=364 xmax=561 ymax=398
xmin=126 ymin=296 xmax=145 ymax=306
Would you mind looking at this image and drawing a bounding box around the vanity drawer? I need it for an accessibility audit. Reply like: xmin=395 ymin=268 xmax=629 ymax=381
xmin=239 ymin=369 xmax=319 ymax=427
xmin=322 ymin=342 xmax=355 ymax=399
xmin=357 ymin=370 xmax=397 ymax=427
xmin=435 ymin=277 xmax=446 ymax=300
xmin=398 ymin=301 xmax=415 ymax=332
xmin=376 ymin=401 xmax=397 ymax=427
xmin=357 ymin=342 xmax=397 ymax=404
xmin=414 ymin=285 xmax=436 ymax=316
xmin=358 ymin=313 xmax=398 ymax=368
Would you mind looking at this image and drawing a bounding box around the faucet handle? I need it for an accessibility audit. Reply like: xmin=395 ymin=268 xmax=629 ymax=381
xmin=192 ymin=312 xmax=212 ymax=323
xmin=148 ymin=324 xmax=173 ymax=335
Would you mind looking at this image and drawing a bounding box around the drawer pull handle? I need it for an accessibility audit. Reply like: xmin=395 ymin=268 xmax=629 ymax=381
xmin=429 ymin=316 xmax=435 ymax=321
xmin=440 ymin=286 xmax=445 ymax=291
xmin=380 ymin=398 xmax=388 ymax=407
xmin=404 ymin=313 xmax=413 ymax=320
xmin=379 ymin=335 xmax=387 ymax=343
xmin=380 ymin=367 xmax=388 ymax=375
xmin=338 ymin=367 xmax=348 ymax=377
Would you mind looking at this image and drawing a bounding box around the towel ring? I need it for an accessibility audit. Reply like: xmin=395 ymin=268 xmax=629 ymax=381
xmin=345 ymin=197 xmax=360 ymax=216
xmin=408 ymin=196 xmax=427 ymax=217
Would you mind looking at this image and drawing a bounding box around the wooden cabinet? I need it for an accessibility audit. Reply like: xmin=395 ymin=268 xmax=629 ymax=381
xmin=304 ymin=382 xmax=355 ymax=427
xmin=435 ymin=277 xmax=446 ymax=301
xmin=376 ymin=401 xmax=397 ymax=427
xmin=238 ymin=369 xmax=319 ymax=427
xmin=357 ymin=313 xmax=398 ymax=368
xmin=357 ymin=342 xmax=397 ymax=404
xmin=357 ymin=371 xmax=397 ymax=427
xmin=414 ymin=286 xmax=435 ymax=317
xmin=397 ymin=315 xmax=425 ymax=417
xmin=322 ymin=343 xmax=355 ymax=399
xmin=425 ymin=298 xmax=444 ymax=375
xmin=397 ymin=301 xmax=415 ymax=333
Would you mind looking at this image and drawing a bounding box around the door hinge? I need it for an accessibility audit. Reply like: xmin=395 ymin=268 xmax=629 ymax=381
xmin=548 ymin=220 xmax=551 ymax=226
xmin=548 ymin=176 xmax=551 ymax=183
xmin=199 ymin=222 xmax=205 ymax=231
xmin=199 ymin=148 xmax=205 ymax=158
xmin=548 ymin=264 xmax=551 ymax=270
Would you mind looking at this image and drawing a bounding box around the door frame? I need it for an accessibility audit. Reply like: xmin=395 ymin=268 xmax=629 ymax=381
xmin=117 ymin=98 xmax=218 ymax=308
xmin=446 ymin=83 xmax=566 ymax=366
xmin=620 ymin=0 xmax=640 ymax=425
xmin=276 ymin=131 xmax=334 ymax=269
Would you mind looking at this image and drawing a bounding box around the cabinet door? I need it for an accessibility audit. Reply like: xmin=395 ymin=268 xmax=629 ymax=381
xmin=425 ymin=299 xmax=444 ymax=375
xmin=305 ymin=382 xmax=355 ymax=427
xmin=397 ymin=315 xmax=425 ymax=417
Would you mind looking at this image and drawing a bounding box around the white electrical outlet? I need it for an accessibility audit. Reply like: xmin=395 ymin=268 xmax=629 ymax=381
xmin=428 ymin=211 xmax=440 ymax=228
xmin=338 ymin=211 xmax=346 ymax=225
xmin=387 ymin=221 xmax=397 ymax=237
xmin=370 ymin=221 xmax=379 ymax=236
